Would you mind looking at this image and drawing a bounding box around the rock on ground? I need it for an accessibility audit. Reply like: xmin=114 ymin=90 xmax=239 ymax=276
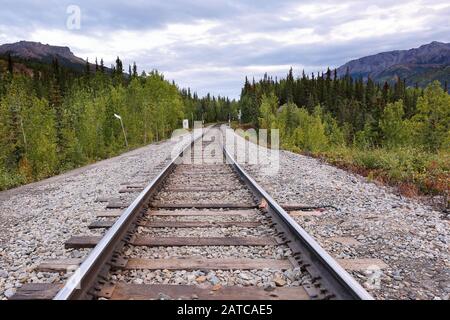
xmin=0 ymin=138 xmax=181 ymax=299
xmin=242 ymin=146 xmax=449 ymax=300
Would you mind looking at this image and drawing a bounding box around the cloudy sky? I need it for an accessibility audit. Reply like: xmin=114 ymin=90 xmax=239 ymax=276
xmin=1 ymin=0 xmax=449 ymax=98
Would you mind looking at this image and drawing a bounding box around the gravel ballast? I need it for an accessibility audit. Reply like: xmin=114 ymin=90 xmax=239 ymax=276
xmin=0 ymin=138 xmax=182 ymax=299
xmin=231 ymin=127 xmax=449 ymax=300
xmin=103 ymin=128 xmax=310 ymax=298
xmin=1 ymin=126 xmax=448 ymax=300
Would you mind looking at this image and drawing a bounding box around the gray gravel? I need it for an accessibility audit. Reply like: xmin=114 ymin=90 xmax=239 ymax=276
xmin=229 ymin=127 xmax=450 ymax=300
xmin=136 ymin=226 xmax=275 ymax=237
xmin=110 ymin=268 xmax=311 ymax=289
xmin=105 ymin=129 xmax=308 ymax=297
xmin=0 ymin=138 xmax=181 ymax=299
xmin=2 ymin=125 xmax=448 ymax=300
xmin=149 ymin=212 xmax=262 ymax=222
xmin=125 ymin=245 xmax=292 ymax=260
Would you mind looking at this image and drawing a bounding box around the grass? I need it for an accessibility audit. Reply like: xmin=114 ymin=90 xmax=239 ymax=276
xmin=0 ymin=167 xmax=26 ymax=191
xmin=231 ymin=121 xmax=449 ymax=200
xmin=315 ymin=146 xmax=449 ymax=198
xmin=228 ymin=122 xmax=449 ymax=208
xmin=0 ymin=140 xmax=162 ymax=191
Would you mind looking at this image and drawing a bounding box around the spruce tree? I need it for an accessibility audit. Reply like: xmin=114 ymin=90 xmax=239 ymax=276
xmin=7 ymin=53 xmax=13 ymax=74
xmin=85 ymin=58 xmax=90 ymax=77
xmin=115 ymin=57 xmax=123 ymax=76
xmin=382 ymin=82 xmax=390 ymax=105
xmin=115 ymin=57 xmax=123 ymax=84
xmin=100 ymin=58 xmax=105 ymax=73
xmin=132 ymin=62 xmax=137 ymax=78
xmin=326 ymin=68 xmax=331 ymax=81
xmin=285 ymin=67 xmax=294 ymax=103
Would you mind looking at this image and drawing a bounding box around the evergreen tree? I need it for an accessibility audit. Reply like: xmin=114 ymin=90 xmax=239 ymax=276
xmin=100 ymin=58 xmax=105 ymax=73
xmin=85 ymin=58 xmax=90 ymax=77
xmin=2 ymin=57 xmax=447 ymax=195
xmin=7 ymin=53 xmax=13 ymax=74
xmin=0 ymin=56 xmax=230 ymax=190
xmin=115 ymin=57 xmax=123 ymax=75
xmin=284 ymin=67 xmax=294 ymax=103
xmin=132 ymin=62 xmax=138 ymax=78
xmin=114 ymin=57 xmax=124 ymax=84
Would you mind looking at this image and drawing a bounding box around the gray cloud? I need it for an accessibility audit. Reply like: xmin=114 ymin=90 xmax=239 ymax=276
xmin=1 ymin=0 xmax=449 ymax=98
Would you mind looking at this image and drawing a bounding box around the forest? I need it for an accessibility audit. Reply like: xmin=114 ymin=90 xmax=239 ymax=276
xmin=0 ymin=55 xmax=237 ymax=190
xmin=238 ymin=68 xmax=449 ymax=197
xmin=0 ymin=54 xmax=448 ymax=198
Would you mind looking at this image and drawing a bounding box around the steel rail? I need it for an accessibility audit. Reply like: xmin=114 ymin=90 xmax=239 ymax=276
xmin=54 ymin=128 xmax=206 ymax=300
xmin=222 ymin=134 xmax=374 ymax=300
xmin=54 ymin=124 xmax=372 ymax=300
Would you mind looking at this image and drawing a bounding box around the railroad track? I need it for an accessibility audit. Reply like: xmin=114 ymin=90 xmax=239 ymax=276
xmin=12 ymin=126 xmax=373 ymax=300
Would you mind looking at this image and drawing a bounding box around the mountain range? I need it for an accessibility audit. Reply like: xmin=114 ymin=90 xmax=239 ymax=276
xmin=336 ymin=41 xmax=450 ymax=88
xmin=0 ymin=41 xmax=85 ymax=71
xmin=1 ymin=40 xmax=449 ymax=89
xmin=0 ymin=41 xmax=106 ymax=73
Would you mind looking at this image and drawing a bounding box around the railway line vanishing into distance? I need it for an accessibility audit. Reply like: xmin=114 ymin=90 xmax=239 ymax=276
xmin=11 ymin=125 xmax=373 ymax=300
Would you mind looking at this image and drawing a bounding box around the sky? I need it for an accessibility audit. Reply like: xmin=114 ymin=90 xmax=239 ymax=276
xmin=1 ymin=0 xmax=449 ymax=98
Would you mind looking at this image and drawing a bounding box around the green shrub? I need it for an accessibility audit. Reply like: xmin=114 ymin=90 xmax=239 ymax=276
xmin=315 ymin=145 xmax=448 ymax=196
xmin=0 ymin=166 xmax=25 ymax=190
xmin=352 ymin=148 xmax=397 ymax=170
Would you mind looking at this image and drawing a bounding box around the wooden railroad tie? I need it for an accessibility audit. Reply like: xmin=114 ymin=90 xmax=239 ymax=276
xmin=120 ymin=257 xmax=293 ymax=270
xmin=131 ymin=236 xmax=277 ymax=247
xmin=11 ymin=283 xmax=310 ymax=300
xmin=151 ymin=203 xmax=258 ymax=209
xmin=35 ymin=257 xmax=388 ymax=273
xmin=163 ymin=187 xmax=240 ymax=192
xmin=118 ymin=187 xmax=143 ymax=193
xmin=120 ymin=181 xmax=147 ymax=186
xmin=98 ymin=283 xmax=310 ymax=300
xmin=95 ymin=210 xmax=122 ymax=217
xmin=94 ymin=208 xmax=260 ymax=221
xmin=106 ymin=201 xmax=131 ymax=209
xmin=36 ymin=258 xmax=293 ymax=272
xmin=65 ymin=236 xmax=277 ymax=249
xmin=146 ymin=209 xmax=258 ymax=217
xmin=88 ymin=220 xmax=262 ymax=229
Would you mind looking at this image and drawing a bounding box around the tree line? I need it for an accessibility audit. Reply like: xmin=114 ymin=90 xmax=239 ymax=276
xmin=240 ymin=68 xmax=449 ymax=152
xmin=239 ymin=68 xmax=449 ymax=195
xmin=0 ymin=55 xmax=234 ymax=190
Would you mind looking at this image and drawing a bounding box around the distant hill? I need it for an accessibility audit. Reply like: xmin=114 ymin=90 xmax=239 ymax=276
xmin=336 ymin=41 xmax=450 ymax=89
xmin=0 ymin=41 xmax=109 ymax=73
